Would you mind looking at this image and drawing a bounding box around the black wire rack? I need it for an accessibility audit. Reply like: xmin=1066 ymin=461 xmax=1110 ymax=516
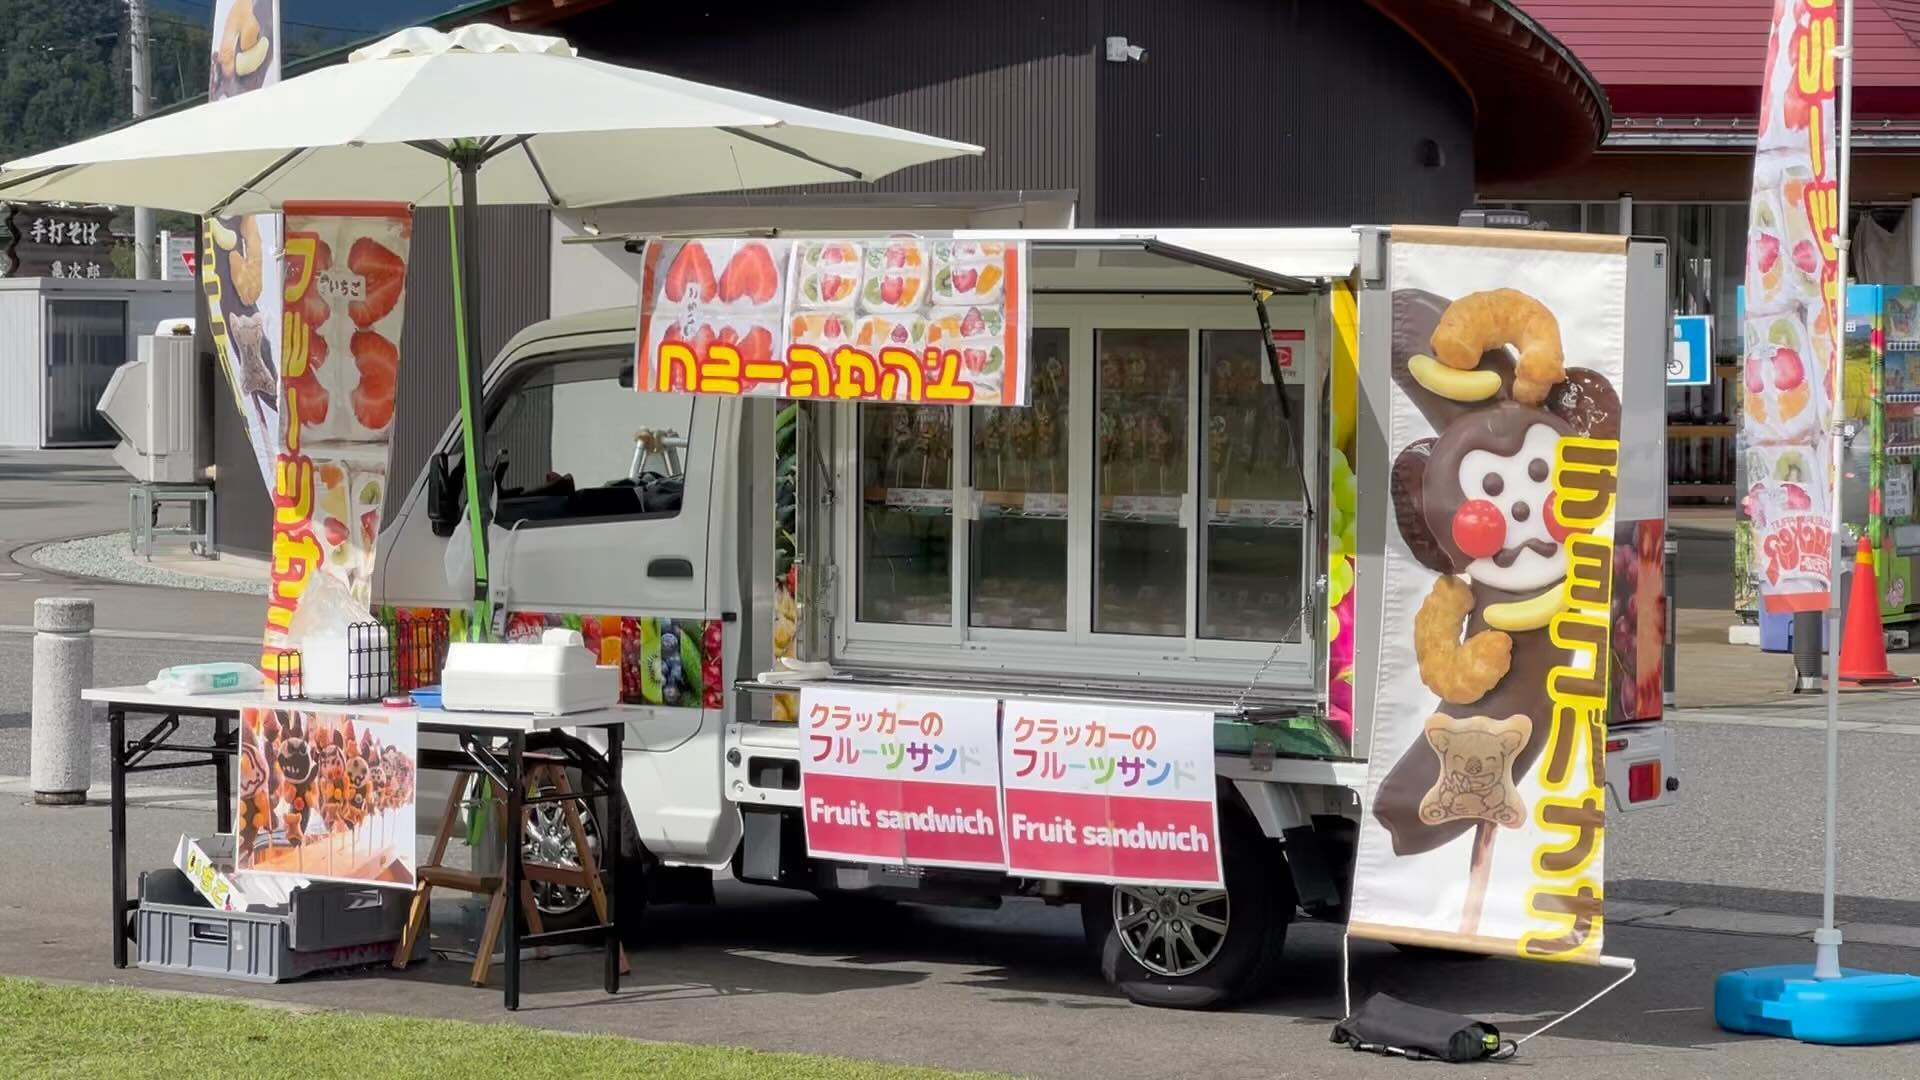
xmin=273 ymin=612 xmax=452 ymax=705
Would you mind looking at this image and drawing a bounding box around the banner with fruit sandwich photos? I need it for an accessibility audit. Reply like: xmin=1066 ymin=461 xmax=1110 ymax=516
xmin=237 ymin=707 xmax=417 ymax=888
xmin=203 ymin=0 xmax=284 ymax=490
xmin=635 ymin=238 xmax=1030 ymax=407
xmin=262 ymin=204 xmax=411 ymax=672
xmin=1736 ymin=0 xmax=1839 ymax=614
xmin=1347 ymin=227 xmax=1625 ymax=964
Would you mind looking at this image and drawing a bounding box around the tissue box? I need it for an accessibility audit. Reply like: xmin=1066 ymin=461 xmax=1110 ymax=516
xmin=440 ymin=630 xmax=619 ymax=716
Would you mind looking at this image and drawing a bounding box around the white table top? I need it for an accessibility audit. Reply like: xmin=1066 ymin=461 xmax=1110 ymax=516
xmin=82 ymin=685 xmax=624 ymax=733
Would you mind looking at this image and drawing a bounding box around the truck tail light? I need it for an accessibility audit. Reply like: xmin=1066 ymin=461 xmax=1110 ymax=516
xmin=1628 ymin=761 xmax=1661 ymax=803
xmin=1605 ymin=737 xmax=1628 ymax=753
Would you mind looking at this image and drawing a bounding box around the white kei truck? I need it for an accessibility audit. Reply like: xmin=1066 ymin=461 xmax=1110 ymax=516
xmin=378 ymin=224 xmax=1677 ymax=1009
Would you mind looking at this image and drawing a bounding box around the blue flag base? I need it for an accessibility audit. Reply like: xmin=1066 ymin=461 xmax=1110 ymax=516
xmin=1716 ymin=964 xmax=1920 ymax=1045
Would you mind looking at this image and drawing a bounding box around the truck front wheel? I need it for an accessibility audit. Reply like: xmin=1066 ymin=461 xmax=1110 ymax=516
xmin=1092 ymin=816 xmax=1294 ymax=1009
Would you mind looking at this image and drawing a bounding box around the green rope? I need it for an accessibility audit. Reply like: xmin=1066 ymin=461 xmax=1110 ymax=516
xmin=446 ymin=157 xmax=491 ymax=639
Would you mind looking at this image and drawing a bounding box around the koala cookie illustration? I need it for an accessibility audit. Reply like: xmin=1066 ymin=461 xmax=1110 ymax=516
xmin=1418 ymin=714 xmax=1532 ymax=828
xmin=1371 ymin=287 xmax=1620 ymax=857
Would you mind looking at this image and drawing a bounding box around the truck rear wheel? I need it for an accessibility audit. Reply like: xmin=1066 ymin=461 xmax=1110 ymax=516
xmin=1094 ymin=816 xmax=1294 ymax=1009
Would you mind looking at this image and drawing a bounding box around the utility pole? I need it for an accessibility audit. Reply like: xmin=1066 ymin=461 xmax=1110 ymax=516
xmin=129 ymin=0 xmax=153 ymax=279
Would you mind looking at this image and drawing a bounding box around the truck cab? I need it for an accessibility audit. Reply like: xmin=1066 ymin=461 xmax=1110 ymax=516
xmin=376 ymin=226 xmax=1677 ymax=1008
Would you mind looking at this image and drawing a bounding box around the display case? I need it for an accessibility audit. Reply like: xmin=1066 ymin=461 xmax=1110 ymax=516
xmin=835 ymin=293 xmax=1318 ymax=686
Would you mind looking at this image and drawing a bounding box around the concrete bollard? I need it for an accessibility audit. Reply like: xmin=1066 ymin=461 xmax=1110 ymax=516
xmin=30 ymin=597 xmax=94 ymax=805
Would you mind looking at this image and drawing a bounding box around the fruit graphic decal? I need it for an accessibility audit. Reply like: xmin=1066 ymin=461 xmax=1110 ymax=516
xmin=347 ymin=237 xmax=405 ymax=329
xmin=663 ymin=242 xmax=718 ymax=305
xmin=718 ymin=243 xmax=780 ymax=306
xmin=350 ymin=331 xmax=398 ymax=432
xmin=639 ymin=236 xmax=1026 ymax=406
xmin=798 ymin=241 xmax=861 ymax=306
xmin=862 ymin=239 xmax=928 ymax=312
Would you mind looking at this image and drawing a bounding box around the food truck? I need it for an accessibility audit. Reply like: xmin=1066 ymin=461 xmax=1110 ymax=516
xmin=370 ymin=224 xmax=1677 ymax=1008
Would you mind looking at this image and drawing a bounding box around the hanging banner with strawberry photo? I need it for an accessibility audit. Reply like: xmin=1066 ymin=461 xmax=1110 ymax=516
xmin=261 ymin=202 xmax=412 ymax=670
xmin=635 ymin=237 xmax=1030 ymax=407
xmin=1736 ymin=0 xmax=1839 ymax=613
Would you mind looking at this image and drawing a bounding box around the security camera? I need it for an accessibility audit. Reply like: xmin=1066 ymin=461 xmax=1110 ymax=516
xmin=1105 ymin=36 xmax=1146 ymax=63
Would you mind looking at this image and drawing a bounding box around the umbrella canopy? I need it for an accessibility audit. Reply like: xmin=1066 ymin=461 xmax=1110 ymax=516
xmin=0 ymin=24 xmax=982 ymax=213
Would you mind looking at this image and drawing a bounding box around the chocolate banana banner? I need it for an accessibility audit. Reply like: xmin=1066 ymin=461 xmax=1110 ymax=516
xmin=262 ymin=204 xmax=411 ymax=669
xmin=203 ymin=0 xmax=284 ymax=490
xmin=1348 ymin=229 xmax=1625 ymax=963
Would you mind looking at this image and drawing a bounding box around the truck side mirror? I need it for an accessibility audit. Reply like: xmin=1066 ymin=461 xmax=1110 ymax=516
xmin=427 ymin=451 xmax=463 ymax=538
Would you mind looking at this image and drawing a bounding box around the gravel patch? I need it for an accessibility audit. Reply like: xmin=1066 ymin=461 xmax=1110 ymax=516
xmin=30 ymin=533 xmax=267 ymax=596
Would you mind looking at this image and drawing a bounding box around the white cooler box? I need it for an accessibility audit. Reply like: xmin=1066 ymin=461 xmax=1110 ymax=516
xmin=439 ymin=629 xmax=619 ymax=716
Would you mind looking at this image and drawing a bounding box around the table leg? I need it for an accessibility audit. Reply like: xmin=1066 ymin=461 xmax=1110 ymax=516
xmin=110 ymin=708 xmax=128 ymax=968
xmin=504 ymin=732 xmax=525 ymax=1011
xmin=605 ymin=721 xmax=623 ymax=995
xmin=214 ymin=715 xmax=232 ymax=834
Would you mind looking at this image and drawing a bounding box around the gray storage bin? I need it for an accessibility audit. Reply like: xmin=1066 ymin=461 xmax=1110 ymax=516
xmin=136 ymin=868 xmax=425 ymax=983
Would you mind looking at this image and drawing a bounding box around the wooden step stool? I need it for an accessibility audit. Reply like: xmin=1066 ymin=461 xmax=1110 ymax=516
xmin=394 ymin=763 xmax=629 ymax=986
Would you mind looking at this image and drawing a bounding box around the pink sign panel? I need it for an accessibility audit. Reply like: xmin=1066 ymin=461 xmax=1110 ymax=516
xmin=1000 ymin=700 xmax=1222 ymax=888
xmin=799 ymin=687 xmax=1005 ymax=870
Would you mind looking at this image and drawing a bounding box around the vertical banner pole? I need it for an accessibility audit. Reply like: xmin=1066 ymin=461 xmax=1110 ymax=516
xmin=1814 ymin=0 xmax=1857 ymax=982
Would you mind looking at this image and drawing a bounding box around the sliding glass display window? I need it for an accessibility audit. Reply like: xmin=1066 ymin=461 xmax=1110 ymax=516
xmin=969 ymin=328 xmax=1071 ymax=631
xmin=1092 ymin=329 xmax=1190 ymax=637
xmin=1199 ymin=330 xmax=1307 ymax=642
xmin=856 ymin=403 xmax=953 ymax=626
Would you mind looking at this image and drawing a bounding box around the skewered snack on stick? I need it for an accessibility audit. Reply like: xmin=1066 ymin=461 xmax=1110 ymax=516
xmin=887 ymin=409 xmax=914 ymax=490
xmin=1034 ymin=398 xmax=1060 ymax=492
xmin=273 ymin=713 xmax=318 ymax=848
xmin=1099 ymin=407 xmax=1117 ymax=491
xmin=1208 ymin=414 xmax=1232 ymax=494
xmin=1146 ymin=413 xmax=1173 ymax=494
xmin=1118 ymin=413 xmax=1142 ymax=494
xmin=916 ymin=409 xmax=950 ymax=489
xmin=1043 ymin=352 xmax=1066 ymax=404
xmin=1008 ymin=410 xmax=1035 ymax=492
xmin=238 ymin=716 xmax=273 ymax=852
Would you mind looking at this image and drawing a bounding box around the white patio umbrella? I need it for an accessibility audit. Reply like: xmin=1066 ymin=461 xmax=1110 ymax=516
xmin=0 ymin=23 xmax=981 ymax=631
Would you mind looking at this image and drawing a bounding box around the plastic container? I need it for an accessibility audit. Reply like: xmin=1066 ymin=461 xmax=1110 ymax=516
xmin=136 ymin=867 xmax=423 ymax=983
xmin=147 ymin=662 xmax=262 ymax=696
xmin=440 ymin=629 xmax=618 ymax=716
xmin=1716 ymin=964 xmax=1920 ymax=1045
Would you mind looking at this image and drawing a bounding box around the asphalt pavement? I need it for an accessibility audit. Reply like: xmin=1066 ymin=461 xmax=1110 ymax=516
xmin=3 ymin=792 xmax=1917 ymax=1080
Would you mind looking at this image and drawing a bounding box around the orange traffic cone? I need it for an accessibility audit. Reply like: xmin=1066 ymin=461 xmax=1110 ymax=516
xmin=1839 ymin=543 xmax=1916 ymax=687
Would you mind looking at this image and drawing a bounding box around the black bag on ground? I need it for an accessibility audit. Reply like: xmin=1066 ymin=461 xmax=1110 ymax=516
xmin=1330 ymin=993 xmax=1511 ymax=1062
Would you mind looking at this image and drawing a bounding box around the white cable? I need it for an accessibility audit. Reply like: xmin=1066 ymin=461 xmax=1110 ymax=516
xmin=1339 ymin=931 xmax=1353 ymax=1020
xmin=1514 ymin=958 xmax=1637 ymax=1047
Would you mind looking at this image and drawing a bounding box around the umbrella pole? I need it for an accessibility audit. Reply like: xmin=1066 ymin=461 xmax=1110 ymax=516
xmin=448 ymin=151 xmax=493 ymax=638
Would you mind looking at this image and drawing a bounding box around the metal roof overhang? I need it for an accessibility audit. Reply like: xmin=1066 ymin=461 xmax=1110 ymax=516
xmin=955 ymin=228 xmax=1357 ymax=295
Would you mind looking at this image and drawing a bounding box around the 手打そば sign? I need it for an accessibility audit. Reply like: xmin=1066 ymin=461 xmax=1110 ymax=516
xmin=800 ymin=687 xmax=1005 ymax=870
xmin=636 ymin=238 xmax=1030 ymax=407
xmin=3 ymin=204 xmax=116 ymax=279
